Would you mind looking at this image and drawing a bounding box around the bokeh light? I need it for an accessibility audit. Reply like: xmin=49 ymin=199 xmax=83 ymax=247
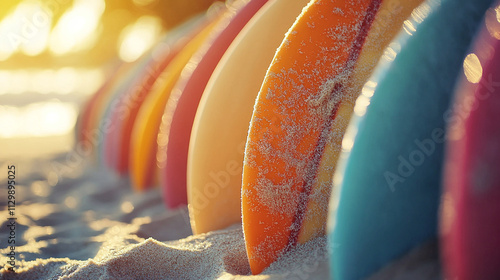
xmin=118 ymin=15 xmax=162 ymax=62
xmin=0 ymin=0 xmax=219 ymax=159
xmin=0 ymin=1 xmax=53 ymax=60
xmin=0 ymin=101 xmax=78 ymax=138
xmin=49 ymin=0 xmax=105 ymax=55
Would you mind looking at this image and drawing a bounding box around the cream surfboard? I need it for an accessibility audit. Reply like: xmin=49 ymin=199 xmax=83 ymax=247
xmin=187 ymin=0 xmax=311 ymax=235
xmin=156 ymin=0 xmax=269 ymax=208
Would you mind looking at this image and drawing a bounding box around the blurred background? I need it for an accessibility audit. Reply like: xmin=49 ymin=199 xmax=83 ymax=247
xmin=0 ymin=0 xmax=218 ymax=159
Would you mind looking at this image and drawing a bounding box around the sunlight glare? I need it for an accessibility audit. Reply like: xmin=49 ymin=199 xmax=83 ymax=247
xmin=0 ymin=1 xmax=53 ymax=59
xmin=54 ymin=68 xmax=78 ymax=94
xmin=133 ymin=0 xmax=157 ymax=7
xmin=49 ymin=0 xmax=105 ymax=55
xmin=0 ymin=68 xmax=104 ymax=96
xmin=0 ymin=14 xmax=17 ymax=61
xmin=0 ymin=71 xmax=12 ymax=95
xmin=463 ymin=53 xmax=483 ymax=84
xmin=118 ymin=16 xmax=163 ymax=62
xmin=19 ymin=1 xmax=52 ymax=56
xmin=32 ymin=69 xmax=55 ymax=94
xmin=0 ymin=101 xmax=78 ymax=138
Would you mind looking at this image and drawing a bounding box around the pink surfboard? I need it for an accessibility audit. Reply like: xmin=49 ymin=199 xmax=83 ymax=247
xmin=156 ymin=0 xmax=269 ymax=208
xmin=440 ymin=2 xmax=500 ymax=279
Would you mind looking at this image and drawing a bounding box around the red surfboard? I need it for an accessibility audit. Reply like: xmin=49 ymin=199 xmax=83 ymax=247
xmin=440 ymin=2 xmax=500 ymax=279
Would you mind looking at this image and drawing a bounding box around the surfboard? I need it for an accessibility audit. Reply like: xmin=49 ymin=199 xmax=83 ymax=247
xmin=440 ymin=3 xmax=500 ymax=279
xmin=77 ymin=1 xmax=219 ymax=166
xmin=76 ymin=60 xmax=124 ymax=161
xmin=129 ymin=9 xmax=225 ymax=191
xmin=156 ymin=0 xmax=269 ymax=209
xmin=98 ymin=54 xmax=155 ymax=169
xmin=327 ymin=0 xmax=493 ymax=279
xmin=187 ymin=0 xmax=311 ymax=235
xmin=103 ymin=47 xmax=176 ymax=174
xmin=81 ymin=61 xmax=137 ymax=164
xmin=102 ymin=15 xmax=206 ymax=175
xmin=241 ymin=0 xmax=429 ymax=274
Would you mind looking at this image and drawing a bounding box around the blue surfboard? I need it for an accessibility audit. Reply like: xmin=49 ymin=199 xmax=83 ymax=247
xmin=327 ymin=0 xmax=493 ymax=279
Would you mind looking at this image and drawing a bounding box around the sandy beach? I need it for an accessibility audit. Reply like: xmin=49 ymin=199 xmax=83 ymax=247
xmin=0 ymin=154 xmax=327 ymax=280
xmin=0 ymin=152 xmax=442 ymax=279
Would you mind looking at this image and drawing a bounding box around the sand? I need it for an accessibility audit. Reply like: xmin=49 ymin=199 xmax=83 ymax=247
xmin=0 ymin=154 xmax=440 ymax=279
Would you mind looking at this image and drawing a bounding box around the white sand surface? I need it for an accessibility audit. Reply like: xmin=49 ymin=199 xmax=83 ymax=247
xmin=0 ymin=154 xmax=440 ymax=279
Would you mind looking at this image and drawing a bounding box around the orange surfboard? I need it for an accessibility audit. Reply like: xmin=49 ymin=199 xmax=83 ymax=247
xmin=242 ymin=0 xmax=423 ymax=274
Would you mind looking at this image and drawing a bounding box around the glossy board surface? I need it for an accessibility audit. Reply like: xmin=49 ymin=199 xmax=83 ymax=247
xmin=440 ymin=2 xmax=500 ymax=279
xmin=157 ymin=0 xmax=269 ymax=208
xmin=187 ymin=0 xmax=310 ymax=235
xmin=328 ymin=0 xmax=493 ymax=279
xmin=242 ymin=0 xmax=382 ymax=274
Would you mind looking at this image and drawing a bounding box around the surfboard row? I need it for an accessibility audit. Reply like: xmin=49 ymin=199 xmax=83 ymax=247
xmin=77 ymin=0 xmax=500 ymax=279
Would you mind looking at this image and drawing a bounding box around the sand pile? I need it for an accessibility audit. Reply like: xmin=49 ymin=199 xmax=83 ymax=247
xmin=0 ymin=156 xmax=330 ymax=280
xmin=0 ymin=155 xmax=439 ymax=279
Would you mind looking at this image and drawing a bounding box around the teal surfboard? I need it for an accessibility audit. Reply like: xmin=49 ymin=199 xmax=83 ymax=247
xmin=327 ymin=0 xmax=493 ymax=279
